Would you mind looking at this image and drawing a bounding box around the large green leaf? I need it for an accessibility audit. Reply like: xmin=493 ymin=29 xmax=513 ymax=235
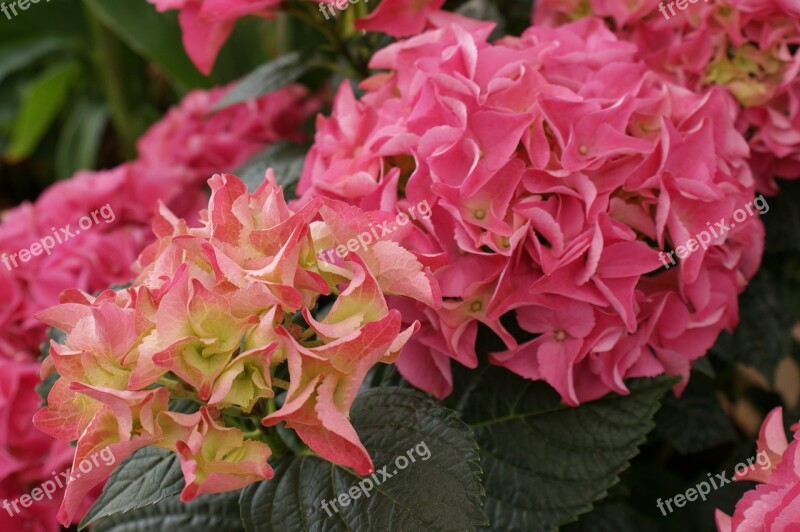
xmin=563 ymin=502 xmax=660 ymax=532
xmin=0 ymin=37 xmax=63 ymax=86
xmin=5 ymin=60 xmax=81 ymax=161
xmin=240 ymin=387 xmax=488 ymax=531
xmin=91 ymin=491 xmax=243 ymax=532
xmin=652 ymin=374 xmax=737 ymax=454
xmin=235 ymin=141 xmax=309 ymax=195
xmin=213 ymin=50 xmax=317 ymax=111
xmin=82 ymin=0 xmax=209 ymax=91
xmin=456 ymin=367 xmax=675 ymax=531
xmin=80 ymin=447 xmax=185 ymax=529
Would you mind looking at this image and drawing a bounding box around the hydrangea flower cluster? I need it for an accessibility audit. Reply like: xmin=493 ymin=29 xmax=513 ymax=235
xmin=716 ymin=408 xmax=800 ymax=530
xmin=33 ymin=173 xmax=439 ymax=525
xmin=0 ymin=83 xmax=315 ymax=363
xmin=0 ymin=83 xmax=316 ymax=530
xmin=534 ymin=0 xmax=800 ymax=193
xmin=297 ymin=17 xmax=765 ymax=404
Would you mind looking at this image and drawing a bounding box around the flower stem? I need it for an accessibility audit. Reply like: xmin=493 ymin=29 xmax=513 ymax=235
xmin=285 ymin=2 xmax=368 ymax=79
xmin=272 ymin=377 xmax=291 ymax=390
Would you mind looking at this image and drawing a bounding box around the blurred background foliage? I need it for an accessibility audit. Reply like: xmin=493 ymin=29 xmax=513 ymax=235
xmin=0 ymin=0 xmax=324 ymax=207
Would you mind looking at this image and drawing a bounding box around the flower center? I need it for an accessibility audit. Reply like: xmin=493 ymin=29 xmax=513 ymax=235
xmin=554 ymin=330 xmax=567 ymax=341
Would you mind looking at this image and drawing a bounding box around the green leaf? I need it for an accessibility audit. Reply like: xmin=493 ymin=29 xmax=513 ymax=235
xmin=55 ymin=99 xmax=108 ymax=177
xmin=456 ymin=367 xmax=675 ymax=531
xmin=240 ymin=387 xmax=488 ymax=531
xmin=0 ymin=37 xmax=63 ymax=86
xmin=711 ymin=269 xmax=792 ymax=382
xmin=82 ymin=0 xmax=209 ymax=91
xmin=563 ymin=501 xmax=660 ymax=532
xmin=213 ymin=51 xmax=316 ymax=111
xmin=91 ymin=491 xmax=243 ymax=532
xmin=652 ymin=374 xmax=737 ymax=454
xmin=5 ymin=60 xmax=81 ymax=161
xmin=235 ymin=141 xmax=309 ymax=196
xmin=79 ymin=447 xmax=185 ymax=530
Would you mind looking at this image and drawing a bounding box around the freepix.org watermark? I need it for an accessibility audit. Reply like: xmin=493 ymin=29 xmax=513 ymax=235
xmin=1 ymin=204 xmax=115 ymax=271
xmin=658 ymin=0 xmax=714 ymax=20
xmin=320 ymin=441 xmax=432 ymax=517
xmin=2 ymin=447 xmax=116 ymax=517
xmin=317 ymin=200 xmax=432 ymax=264
xmin=658 ymin=195 xmax=768 ymax=270
xmin=1 ymin=0 xmax=54 ymax=21
xmin=318 ymin=0 xmax=368 ymax=20
xmin=656 ymin=450 xmax=771 ymax=516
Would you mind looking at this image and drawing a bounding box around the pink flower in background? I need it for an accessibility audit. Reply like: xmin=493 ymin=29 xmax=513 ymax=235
xmin=136 ymin=84 xmax=315 ymax=174
xmin=533 ymin=0 xmax=800 ymax=194
xmin=716 ymin=407 xmax=800 ymax=531
xmin=148 ymin=0 xmax=281 ymax=74
xmin=0 ymin=360 xmax=75 ymax=532
xmin=150 ymin=0 xmax=454 ymax=74
xmin=298 ymin=17 xmax=764 ymax=402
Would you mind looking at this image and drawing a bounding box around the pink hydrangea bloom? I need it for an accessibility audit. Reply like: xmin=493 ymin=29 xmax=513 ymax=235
xmin=716 ymin=407 xmax=800 ymax=531
xmin=0 ymin=360 xmax=76 ymax=532
xmin=0 ymin=83 xmax=316 ymax=363
xmin=534 ymin=0 xmax=800 ymax=193
xmin=0 ymin=84 xmax=316 ymax=529
xmin=34 ymin=173 xmax=439 ymax=524
xmin=298 ymin=17 xmax=764 ymax=403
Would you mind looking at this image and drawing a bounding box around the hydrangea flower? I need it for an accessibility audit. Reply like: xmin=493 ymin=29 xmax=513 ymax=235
xmin=716 ymin=408 xmax=800 ymax=531
xmin=297 ymin=17 xmax=764 ymax=403
xmin=0 ymin=83 xmax=316 ymax=363
xmin=34 ymin=173 xmax=439 ymax=525
xmin=534 ymin=0 xmax=800 ymax=193
xmin=0 ymin=83 xmax=316 ymax=529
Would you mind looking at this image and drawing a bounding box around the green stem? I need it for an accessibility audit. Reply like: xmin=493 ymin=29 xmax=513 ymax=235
xmin=157 ymin=377 xmax=202 ymax=401
xmin=84 ymin=5 xmax=138 ymax=160
xmin=263 ymin=427 xmax=291 ymax=459
xmin=301 ymin=340 xmax=324 ymax=348
xmin=286 ymin=2 xmax=367 ymax=79
xmin=272 ymin=377 xmax=291 ymax=390
xmin=243 ymin=428 xmax=263 ymax=439
xmin=298 ymin=327 xmax=316 ymax=342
